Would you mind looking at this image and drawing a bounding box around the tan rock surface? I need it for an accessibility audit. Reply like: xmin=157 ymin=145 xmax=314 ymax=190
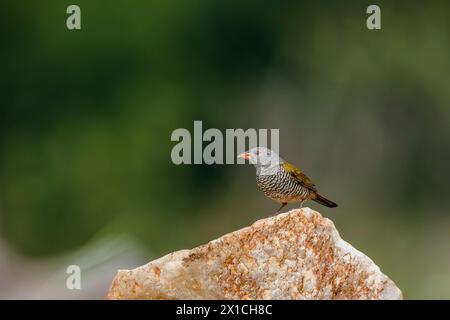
xmin=107 ymin=208 xmax=402 ymax=300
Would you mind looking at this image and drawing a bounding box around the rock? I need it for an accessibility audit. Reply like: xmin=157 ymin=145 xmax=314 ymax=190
xmin=106 ymin=208 xmax=402 ymax=300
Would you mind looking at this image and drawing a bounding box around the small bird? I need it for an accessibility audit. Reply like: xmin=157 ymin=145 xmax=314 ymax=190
xmin=238 ymin=147 xmax=337 ymax=213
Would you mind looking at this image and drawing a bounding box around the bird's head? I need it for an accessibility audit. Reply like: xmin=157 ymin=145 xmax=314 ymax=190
xmin=238 ymin=147 xmax=283 ymax=169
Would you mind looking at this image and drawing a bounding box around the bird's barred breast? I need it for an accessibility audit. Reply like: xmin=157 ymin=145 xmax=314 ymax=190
xmin=256 ymin=168 xmax=311 ymax=203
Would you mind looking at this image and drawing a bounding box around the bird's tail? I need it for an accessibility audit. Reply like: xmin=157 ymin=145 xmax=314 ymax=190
xmin=313 ymin=193 xmax=338 ymax=208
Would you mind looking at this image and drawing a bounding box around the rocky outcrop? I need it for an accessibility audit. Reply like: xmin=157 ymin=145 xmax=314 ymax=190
xmin=107 ymin=208 xmax=402 ymax=300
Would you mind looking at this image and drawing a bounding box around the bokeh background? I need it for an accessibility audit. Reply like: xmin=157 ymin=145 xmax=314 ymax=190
xmin=1 ymin=0 xmax=450 ymax=299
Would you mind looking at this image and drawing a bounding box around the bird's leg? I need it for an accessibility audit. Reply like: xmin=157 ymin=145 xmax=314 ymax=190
xmin=299 ymin=201 xmax=304 ymax=209
xmin=275 ymin=202 xmax=287 ymax=215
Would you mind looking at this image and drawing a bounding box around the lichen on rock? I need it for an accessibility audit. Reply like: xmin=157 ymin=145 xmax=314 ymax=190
xmin=107 ymin=208 xmax=402 ymax=300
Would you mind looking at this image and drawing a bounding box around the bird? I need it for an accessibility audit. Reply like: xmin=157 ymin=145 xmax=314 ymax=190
xmin=238 ymin=147 xmax=337 ymax=214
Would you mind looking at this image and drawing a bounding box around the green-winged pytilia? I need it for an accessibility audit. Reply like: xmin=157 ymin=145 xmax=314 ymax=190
xmin=238 ymin=147 xmax=337 ymax=213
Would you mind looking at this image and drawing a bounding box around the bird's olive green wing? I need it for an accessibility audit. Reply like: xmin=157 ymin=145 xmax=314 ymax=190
xmin=282 ymin=161 xmax=317 ymax=192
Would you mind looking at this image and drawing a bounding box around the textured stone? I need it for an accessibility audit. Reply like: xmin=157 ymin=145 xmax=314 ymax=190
xmin=107 ymin=208 xmax=402 ymax=300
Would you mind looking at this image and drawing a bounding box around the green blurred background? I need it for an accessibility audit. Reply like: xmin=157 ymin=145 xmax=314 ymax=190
xmin=1 ymin=0 xmax=450 ymax=299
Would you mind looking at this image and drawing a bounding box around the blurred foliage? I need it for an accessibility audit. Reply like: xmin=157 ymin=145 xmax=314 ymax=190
xmin=1 ymin=0 xmax=450 ymax=298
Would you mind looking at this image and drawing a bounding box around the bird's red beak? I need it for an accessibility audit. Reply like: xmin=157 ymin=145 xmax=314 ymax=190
xmin=238 ymin=152 xmax=251 ymax=160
